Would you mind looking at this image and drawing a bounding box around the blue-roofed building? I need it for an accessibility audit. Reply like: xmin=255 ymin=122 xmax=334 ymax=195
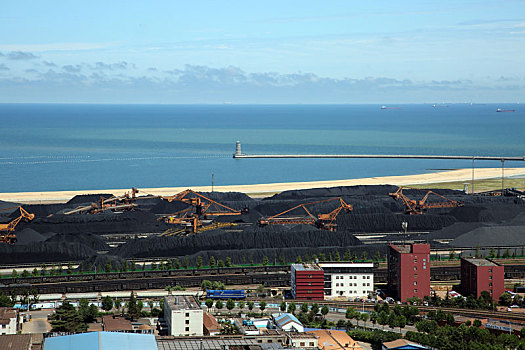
xmin=43 ymin=331 xmax=158 ymax=350
xmin=272 ymin=313 xmax=304 ymax=332
xmin=382 ymin=339 xmax=428 ymax=350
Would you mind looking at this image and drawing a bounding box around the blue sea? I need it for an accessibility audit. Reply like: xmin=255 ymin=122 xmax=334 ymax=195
xmin=0 ymin=103 xmax=523 ymax=193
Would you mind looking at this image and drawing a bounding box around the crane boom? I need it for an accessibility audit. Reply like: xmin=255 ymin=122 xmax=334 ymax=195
xmin=0 ymin=207 xmax=35 ymax=244
xmin=259 ymin=197 xmax=353 ymax=231
xmin=388 ymin=186 xmax=463 ymax=215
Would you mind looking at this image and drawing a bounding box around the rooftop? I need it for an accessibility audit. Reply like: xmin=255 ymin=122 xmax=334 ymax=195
xmin=43 ymin=332 xmax=157 ymax=350
xmin=165 ymin=295 xmax=201 ymax=311
xmin=0 ymin=307 xmax=17 ymax=324
xmin=157 ymin=338 xmax=258 ymax=350
xmin=462 ymin=258 xmax=499 ymax=267
xmin=382 ymin=338 xmax=428 ymax=349
xmin=306 ymin=330 xmax=362 ymax=350
xmin=203 ymin=312 xmax=220 ymax=331
xmin=0 ymin=334 xmax=32 ymax=350
xmin=102 ymin=315 xmax=133 ymax=331
xmin=292 ymin=263 xmax=322 ymax=271
xmin=273 ymin=313 xmax=302 ymax=327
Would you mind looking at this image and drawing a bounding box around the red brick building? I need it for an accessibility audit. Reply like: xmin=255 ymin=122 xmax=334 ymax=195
xmin=460 ymin=258 xmax=504 ymax=301
xmin=387 ymin=243 xmax=431 ymax=302
xmin=291 ymin=263 xmax=324 ymax=300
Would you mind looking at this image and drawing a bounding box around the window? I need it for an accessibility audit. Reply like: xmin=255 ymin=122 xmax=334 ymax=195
xmin=341 ymin=283 xmax=344 ymax=287
xmin=489 ymin=282 xmax=493 ymax=287
xmin=354 ymin=283 xmax=357 ymax=286
xmin=268 ymin=340 xmax=272 ymax=343
xmin=414 ymin=289 xmax=418 ymax=293
xmin=414 ymin=266 xmax=418 ymax=271
xmin=185 ymin=320 xmax=189 ymax=324
xmin=363 ymin=283 xmax=366 ymax=286
xmin=489 ymin=276 xmax=492 ymax=280
xmin=300 ymin=342 xmax=305 ymax=347
xmin=414 ymin=258 xmax=418 ymax=263
xmin=414 ymin=274 xmax=418 ymax=278
xmin=185 ymin=327 xmax=189 ymax=331
xmin=310 ymin=342 xmax=315 ymax=346
xmin=336 ymin=276 xmax=339 ymax=279
xmin=414 ymin=281 xmax=417 ymax=285
xmin=185 ymin=313 xmax=190 ymax=317
xmin=367 ymin=283 xmax=370 ymax=286
xmin=489 ymin=269 xmax=492 ymax=273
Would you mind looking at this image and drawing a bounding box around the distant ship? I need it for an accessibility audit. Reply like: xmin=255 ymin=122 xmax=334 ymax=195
xmin=496 ymin=108 xmax=515 ymax=112
xmin=381 ymin=106 xmax=401 ymax=109
xmin=432 ymin=104 xmax=448 ymax=108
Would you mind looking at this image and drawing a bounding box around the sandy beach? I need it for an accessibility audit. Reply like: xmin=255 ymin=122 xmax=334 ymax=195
xmin=1 ymin=167 xmax=523 ymax=204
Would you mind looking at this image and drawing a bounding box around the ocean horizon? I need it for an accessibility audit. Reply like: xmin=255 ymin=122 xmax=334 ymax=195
xmin=1 ymin=103 xmax=524 ymax=193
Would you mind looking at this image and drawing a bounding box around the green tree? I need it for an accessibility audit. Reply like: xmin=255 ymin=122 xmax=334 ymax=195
xmin=378 ymin=311 xmax=389 ymax=329
xmin=205 ymin=299 xmax=214 ymax=310
xmin=201 ymin=280 xmax=213 ymax=291
xmin=361 ymin=312 xmax=370 ymax=326
xmin=259 ymin=301 xmax=267 ymax=313
xmin=225 ymin=257 xmax=232 ymax=267
xmin=287 ymin=302 xmax=296 ymax=314
xmin=321 ymin=305 xmax=329 ymax=318
xmin=0 ymin=292 xmax=14 ymax=307
xmin=310 ymin=303 xmax=319 ymax=315
xmin=301 ymin=303 xmax=309 ymax=313
xmin=183 ymin=258 xmax=189 ymax=269
xmin=499 ymin=292 xmax=513 ymax=306
xmin=262 ymin=256 xmax=269 ymax=266
xmin=196 ymin=256 xmax=203 ymax=269
xmin=174 ymin=258 xmax=181 ymax=269
xmin=361 ymin=251 xmax=368 ymax=261
xmin=334 ymin=251 xmax=341 ymax=261
xmin=373 ymin=250 xmax=381 ymax=262
xmin=489 ymin=248 xmax=496 ymax=259
xmin=279 ymin=254 xmax=286 ymax=265
xmin=344 ymin=249 xmax=352 ymax=261
xmin=295 ymin=255 xmax=303 ymax=263
xmin=238 ymin=301 xmax=245 ymax=311
xmin=104 ymin=259 xmax=112 ymax=273
xmin=449 ymin=250 xmax=455 ymax=260
xmin=503 ymin=248 xmax=510 ymax=258
xmin=226 ymin=299 xmax=235 ymax=312
xmin=127 ymin=292 xmax=140 ymax=321
xmin=151 ymin=262 xmax=158 ymax=270
xmin=247 ymin=301 xmax=254 ymax=311
xmin=21 ymin=270 xmax=30 ymax=277
xmin=11 ymin=269 xmax=18 ymax=278
xmin=280 ymin=301 xmax=287 ymax=312
xmin=217 ymin=259 xmax=225 ymax=268
xmin=209 ymin=256 xmax=216 ymax=268
xmin=51 ymin=301 xmax=87 ymax=332
xmin=102 ymin=296 xmax=113 ymax=311
xmin=215 ymin=300 xmax=224 ymax=311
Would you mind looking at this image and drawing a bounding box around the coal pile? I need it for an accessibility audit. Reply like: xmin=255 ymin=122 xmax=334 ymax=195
xmin=2 ymin=185 xmax=525 ymax=264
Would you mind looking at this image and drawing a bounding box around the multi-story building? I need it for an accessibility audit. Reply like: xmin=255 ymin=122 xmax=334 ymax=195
xmin=163 ymin=295 xmax=203 ymax=336
xmin=0 ymin=307 xmax=18 ymax=335
xmin=387 ymin=243 xmax=431 ymax=302
xmin=319 ymin=262 xmax=375 ymax=299
xmin=460 ymin=258 xmax=504 ymax=301
xmin=291 ymin=263 xmax=324 ymax=300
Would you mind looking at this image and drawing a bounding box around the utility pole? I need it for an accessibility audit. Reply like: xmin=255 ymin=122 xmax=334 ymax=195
xmin=401 ymin=221 xmax=408 ymax=245
xmin=211 ymin=173 xmax=214 ymax=192
xmin=471 ymin=157 xmax=475 ymax=194
xmin=501 ymin=159 xmax=505 ymax=194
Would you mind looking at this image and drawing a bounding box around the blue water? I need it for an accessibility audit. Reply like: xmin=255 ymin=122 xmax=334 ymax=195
xmin=0 ymin=103 xmax=523 ymax=193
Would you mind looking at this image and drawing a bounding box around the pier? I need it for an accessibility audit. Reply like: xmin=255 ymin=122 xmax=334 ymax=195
xmin=233 ymin=142 xmax=525 ymax=162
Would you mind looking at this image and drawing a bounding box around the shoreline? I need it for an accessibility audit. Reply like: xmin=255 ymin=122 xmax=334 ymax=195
xmin=1 ymin=167 xmax=524 ymax=204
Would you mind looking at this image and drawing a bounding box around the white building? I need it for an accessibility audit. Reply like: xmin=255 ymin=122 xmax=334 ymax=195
xmin=164 ymin=295 xmax=203 ymax=336
xmin=0 ymin=307 xmax=18 ymax=335
xmin=318 ymin=262 xmax=375 ymax=299
xmin=272 ymin=313 xmax=304 ymax=332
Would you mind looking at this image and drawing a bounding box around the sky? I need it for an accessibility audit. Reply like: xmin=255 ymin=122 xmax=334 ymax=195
xmin=0 ymin=0 xmax=524 ymax=103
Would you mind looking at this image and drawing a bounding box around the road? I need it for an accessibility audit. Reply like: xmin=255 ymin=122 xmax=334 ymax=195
xmin=21 ymin=310 xmax=53 ymax=334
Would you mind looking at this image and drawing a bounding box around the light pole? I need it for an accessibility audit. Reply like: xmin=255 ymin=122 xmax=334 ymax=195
xmin=401 ymin=221 xmax=408 ymax=245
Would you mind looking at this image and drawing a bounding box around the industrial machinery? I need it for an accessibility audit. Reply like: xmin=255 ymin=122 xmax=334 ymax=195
xmin=389 ymin=186 xmax=463 ymax=215
xmin=160 ymin=189 xmax=246 ymax=234
xmin=258 ymin=197 xmax=353 ymax=231
xmin=63 ymin=187 xmax=144 ymax=215
xmin=0 ymin=206 xmax=35 ymax=244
